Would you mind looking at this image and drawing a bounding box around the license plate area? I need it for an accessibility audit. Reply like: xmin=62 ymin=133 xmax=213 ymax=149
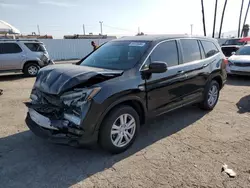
xmin=29 ymin=108 xmax=58 ymax=130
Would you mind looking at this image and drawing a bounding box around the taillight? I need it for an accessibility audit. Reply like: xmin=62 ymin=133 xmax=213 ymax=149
xmin=221 ymin=58 xmax=228 ymax=69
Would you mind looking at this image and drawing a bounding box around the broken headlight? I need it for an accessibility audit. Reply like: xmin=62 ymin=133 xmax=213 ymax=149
xmin=61 ymin=87 xmax=100 ymax=126
xmin=60 ymin=87 xmax=101 ymax=107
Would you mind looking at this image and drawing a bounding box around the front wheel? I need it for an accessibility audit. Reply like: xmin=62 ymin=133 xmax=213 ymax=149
xmin=99 ymin=105 xmax=140 ymax=154
xmin=200 ymin=80 xmax=220 ymax=110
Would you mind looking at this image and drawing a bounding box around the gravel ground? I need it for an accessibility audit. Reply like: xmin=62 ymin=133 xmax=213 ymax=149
xmin=0 ymin=74 xmax=250 ymax=188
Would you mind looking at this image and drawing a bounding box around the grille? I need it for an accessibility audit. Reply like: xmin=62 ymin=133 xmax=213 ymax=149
xmin=234 ymin=62 xmax=250 ymax=67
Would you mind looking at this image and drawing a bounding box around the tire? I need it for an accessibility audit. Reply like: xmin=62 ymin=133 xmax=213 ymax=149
xmin=24 ymin=63 xmax=40 ymax=77
xmin=99 ymin=105 xmax=140 ymax=154
xmin=200 ymin=80 xmax=220 ymax=110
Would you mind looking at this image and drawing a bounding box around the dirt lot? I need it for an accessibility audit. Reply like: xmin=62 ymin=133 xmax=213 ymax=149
xmin=0 ymin=73 xmax=250 ymax=188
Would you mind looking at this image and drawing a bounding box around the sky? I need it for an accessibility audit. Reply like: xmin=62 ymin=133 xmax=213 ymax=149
xmin=1 ymin=0 xmax=250 ymax=38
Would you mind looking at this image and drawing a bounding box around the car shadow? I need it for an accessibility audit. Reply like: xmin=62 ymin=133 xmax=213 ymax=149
xmin=0 ymin=106 xmax=207 ymax=188
xmin=226 ymin=75 xmax=250 ymax=86
xmin=0 ymin=73 xmax=27 ymax=81
xmin=236 ymin=94 xmax=250 ymax=114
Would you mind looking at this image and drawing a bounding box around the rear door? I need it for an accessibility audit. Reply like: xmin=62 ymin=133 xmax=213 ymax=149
xmin=178 ymin=39 xmax=209 ymax=104
xmin=0 ymin=43 xmax=25 ymax=70
xmin=144 ymin=40 xmax=189 ymax=115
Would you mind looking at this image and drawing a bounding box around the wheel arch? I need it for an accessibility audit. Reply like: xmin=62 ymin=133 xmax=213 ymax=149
xmin=95 ymin=97 xmax=147 ymax=131
xmin=22 ymin=60 xmax=39 ymax=72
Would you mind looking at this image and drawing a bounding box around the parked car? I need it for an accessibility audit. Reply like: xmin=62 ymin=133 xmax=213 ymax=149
xmin=25 ymin=35 xmax=227 ymax=154
xmin=0 ymin=39 xmax=54 ymax=76
xmin=227 ymin=44 xmax=250 ymax=75
xmin=221 ymin=38 xmax=247 ymax=58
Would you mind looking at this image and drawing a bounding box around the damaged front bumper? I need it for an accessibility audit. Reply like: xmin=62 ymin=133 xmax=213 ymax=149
xmin=25 ymin=88 xmax=101 ymax=146
xmin=25 ymin=108 xmax=98 ymax=146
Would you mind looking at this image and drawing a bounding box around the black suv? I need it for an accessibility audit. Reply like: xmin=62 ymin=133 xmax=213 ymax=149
xmin=25 ymin=35 xmax=227 ymax=153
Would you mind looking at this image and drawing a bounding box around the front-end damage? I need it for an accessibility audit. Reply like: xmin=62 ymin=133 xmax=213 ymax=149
xmin=25 ymin=65 xmax=122 ymax=145
xmin=26 ymin=87 xmax=99 ymax=138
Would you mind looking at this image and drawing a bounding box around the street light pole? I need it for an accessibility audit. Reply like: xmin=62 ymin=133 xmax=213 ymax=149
xmin=99 ymin=21 xmax=103 ymax=35
xmin=83 ymin=24 xmax=85 ymax=35
xmin=37 ymin=25 xmax=40 ymax=35
xmin=190 ymin=24 xmax=193 ymax=35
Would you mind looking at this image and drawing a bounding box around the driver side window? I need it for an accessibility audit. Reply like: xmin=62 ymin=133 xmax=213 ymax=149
xmin=150 ymin=40 xmax=179 ymax=67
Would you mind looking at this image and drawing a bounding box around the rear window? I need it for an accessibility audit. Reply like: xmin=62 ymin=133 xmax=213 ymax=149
xmin=25 ymin=43 xmax=46 ymax=52
xmin=201 ymin=40 xmax=219 ymax=58
xmin=180 ymin=39 xmax=201 ymax=63
xmin=224 ymin=39 xmax=245 ymax=45
xmin=0 ymin=43 xmax=22 ymax=54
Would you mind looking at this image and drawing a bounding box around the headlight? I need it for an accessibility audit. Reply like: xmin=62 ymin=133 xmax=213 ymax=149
xmin=60 ymin=87 xmax=101 ymax=107
xmin=30 ymin=94 xmax=38 ymax=101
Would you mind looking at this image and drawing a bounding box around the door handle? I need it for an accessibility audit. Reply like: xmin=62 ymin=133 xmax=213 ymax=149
xmin=203 ymin=63 xmax=209 ymax=68
xmin=177 ymin=70 xmax=185 ymax=75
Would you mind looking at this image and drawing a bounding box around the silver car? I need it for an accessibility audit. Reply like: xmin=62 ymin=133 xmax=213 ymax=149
xmin=227 ymin=45 xmax=250 ymax=76
xmin=0 ymin=39 xmax=54 ymax=76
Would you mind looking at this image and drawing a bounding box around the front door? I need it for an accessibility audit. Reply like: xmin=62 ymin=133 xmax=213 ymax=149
xmin=0 ymin=43 xmax=25 ymax=70
xmin=143 ymin=40 xmax=189 ymax=115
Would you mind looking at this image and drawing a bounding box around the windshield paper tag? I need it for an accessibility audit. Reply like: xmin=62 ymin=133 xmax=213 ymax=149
xmin=129 ymin=42 xmax=145 ymax=47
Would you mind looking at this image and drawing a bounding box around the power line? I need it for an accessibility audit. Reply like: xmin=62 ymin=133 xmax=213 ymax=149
xmin=103 ymin=24 xmax=136 ymax=33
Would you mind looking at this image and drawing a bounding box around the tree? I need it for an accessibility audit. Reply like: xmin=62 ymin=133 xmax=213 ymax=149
xmin=201 ymin=0 xmax=206 ymax=36
xmin=212 ymin=0 xmax=218 ymax=38
xmin=238 ymin=0 xmax=245 ymax=37
xmin=218 ymin=0 xmax=228 ymax=38
xmin=136 ymin=32 xmax=144 ymax=36
xmin=241 ymin=0 xmax=250 ymax=37
xmin=242 ymin=24 xmax=249 ymax=37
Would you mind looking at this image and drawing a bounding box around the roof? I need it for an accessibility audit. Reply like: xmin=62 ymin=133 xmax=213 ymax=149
xmin=115 ymin=34 xmax=217 ymax=42
xmin=0 ymin=20 xmax=20 ymax=34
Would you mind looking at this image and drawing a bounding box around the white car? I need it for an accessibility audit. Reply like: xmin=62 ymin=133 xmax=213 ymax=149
xmin=227 ymin=45 xmax=250 ymax=76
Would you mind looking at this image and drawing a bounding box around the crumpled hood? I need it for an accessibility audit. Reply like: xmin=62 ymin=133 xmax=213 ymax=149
xmin=34 ymin=64 xmax=123 ymax=95
xmin=228 ymin=55 xmax=250 ymax=62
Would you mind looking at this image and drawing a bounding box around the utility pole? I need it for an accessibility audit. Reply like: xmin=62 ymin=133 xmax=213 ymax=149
xmin=190 ymin=24 xmax=193 ymax=35
xmin=99 ymin=21 xmax=103 ymax=35
xmin=238 ymin=0 xmax=244 ymax=37
xmin=83 ymin=24 xmax=85 ymax=35
xmin=212 ymin=0 xmax=218 ymax=38
xmin=37 ymin=25 xmax=40 ymax=35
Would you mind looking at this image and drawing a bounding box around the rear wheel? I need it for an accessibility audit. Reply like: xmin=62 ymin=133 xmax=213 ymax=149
xmin=24 ymin=63 xmax=40 ymax=77
xmin=200 ymin=80 xmax=220 ymax=110
xmin=99 ymin=105 xmax=140 ymax=154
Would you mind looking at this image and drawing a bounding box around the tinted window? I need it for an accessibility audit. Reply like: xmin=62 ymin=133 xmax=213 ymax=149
xmin=180 ymin=39 xmax=201 ymax=63
xmin=150 ymin=40 xmax=179 ymax=67
xmin=80 ymin=41 xmax=151 ymax=70
xmin=201 ymin=40 xmax=219 ymax=58
xmin=236 ymin=46 xmax=250 ymax=55
xmin=0 ymin=43 xmax=22 ymax=54
xmin=25 ymin=43 xmax=46 ymax=52
xmin=225 ymin=39 xmax=245 ymax=45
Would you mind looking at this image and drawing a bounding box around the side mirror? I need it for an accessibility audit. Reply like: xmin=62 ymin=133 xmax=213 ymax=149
xmin=147 ymin=61 xmax=168 ymax=73
xmin=231 ymin=51 xmax=236 ymax=55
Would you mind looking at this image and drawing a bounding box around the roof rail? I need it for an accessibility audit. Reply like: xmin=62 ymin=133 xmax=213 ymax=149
xmin=0 ymin=39 xmax=40 ymax=42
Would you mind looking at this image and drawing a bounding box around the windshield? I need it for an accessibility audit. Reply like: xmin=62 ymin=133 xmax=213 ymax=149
xmin=225 ymin=39 xmax=246 ymax=45
xmin=80 ymin=41 xmax=151 ymax=70
xmin=235 ymin=46 xmax=250 ymax=55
